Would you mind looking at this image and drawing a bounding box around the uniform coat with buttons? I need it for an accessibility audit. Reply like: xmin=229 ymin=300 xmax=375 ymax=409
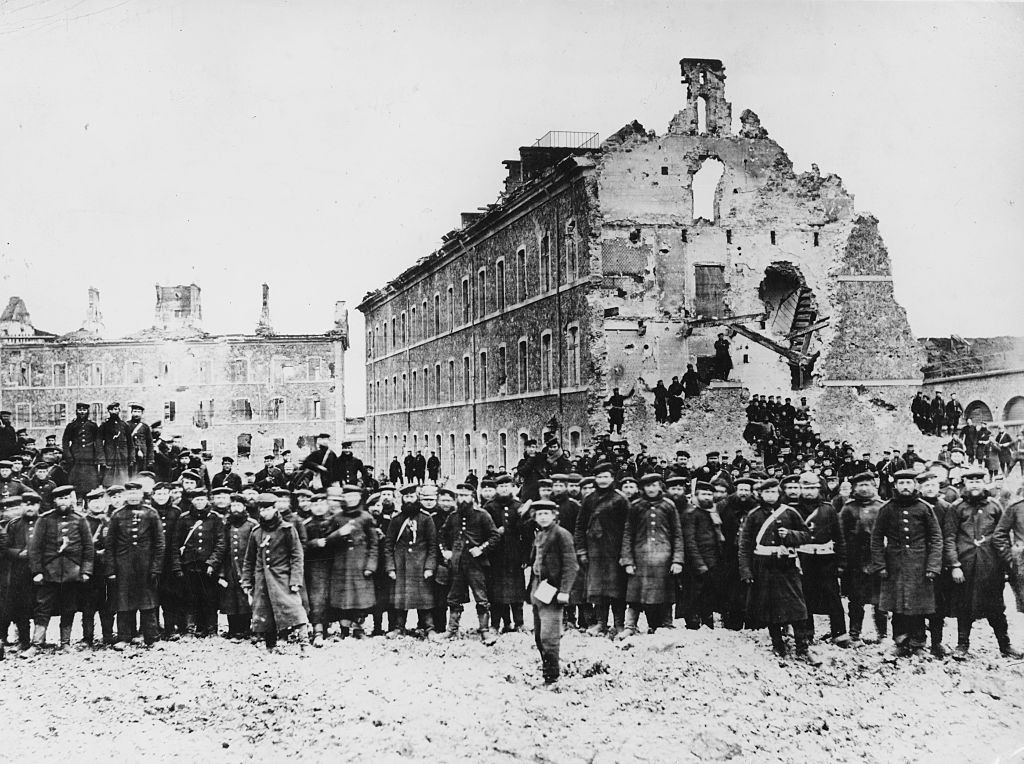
xmin=680 ymin=503 xmax=725 ymax=617
xmin=29 ymin=509 xmax=94 ymax=583
xmin=61 ymin=417 xmax=102 ymax=496
xmin=574 ymin=486 xmax=630 ymax=601
xmin=796 ymin=499 xmax=847 ymax=615
xmin=620 ymin=495 xmax=684 ymax=604
xmin=945 ymin=494 xmax=1006 ymax=619
xmin=839 ymin=497 xmax=884 ymax=606
xmin=738 ymin=503 xmax=811 ymax=627
xmin=994 ymin=498 xmax=1024 ymax=613
xmin=868 ymin=495 xmax=942 ymax=615
xmin=326 ymin=507 xmax=379 ymax=611
xmin=242 ymin=519 xmax=308 ymax=633
xmin=483 ymin=495 xmax=527 ymax=604
xmin=303 ymin=514 xmax=336 ymax=623
xmin=554 ymin=494 xmax=585 ymax=605
xmin=99 ymin=415 xmax=133 ymax=487
xmin=152 ymin=501 xmax=183 ymax=608
xmin=107 ymin=503 xmax=166 ymax=611
xmin=922 ymin=496 xmax=956 ymax=617
xmin=175 ymin=511 xmax=225 ymax=573
xmin=1 ymin=514 xmax=39 ymax=616
xmin=384 ymin=507 xmax=438 ymax=610
xmin=220 ymin=517 xmax=256 ymax=616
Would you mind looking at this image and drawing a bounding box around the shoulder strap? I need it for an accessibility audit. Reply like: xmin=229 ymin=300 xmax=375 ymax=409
xmin=755 ymin=506 xmax=789 ymax=547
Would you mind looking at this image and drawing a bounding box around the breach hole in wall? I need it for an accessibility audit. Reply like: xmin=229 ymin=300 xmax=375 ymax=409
xmin=629 ymin=228 xmax=641 ymax=243
xmin=691 ymin=157 xmax=724 ymax=223
xmin=813 ymin=232 xmax=820 ymax=247
xmin=661 ymin=166 xmax=668 ymax=175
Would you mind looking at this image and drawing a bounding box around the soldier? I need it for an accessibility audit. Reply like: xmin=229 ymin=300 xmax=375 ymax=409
xmin=219 ymin=491 xmax=255 ymax=639
xmin=149 ymin=482 xmax=184 ymax=639
xmin=738 ymin=479 xmax=816 ymax=662
xmin=384 ymin=483 xmax=438 ymax=637
xmin=303 ymin=490 xmax=336 ymax=646
xmin=25 ymin=461 xmax=56 ymax=510
xmin=619 ymin=473 xmax=684 ymax=638
xmin=326 ymin=485 xmax=378 ymax=638
xmin=1 ymin=493 xmax=41 ymax=655
xmin=333 ymin=441 xmax=368 ymax=487
xmin=0 ymin=410 xmax=18 ymax=460
xmin=242 ymin=494 xmax=309 ymax=652
xmin=426 ymin=451 xmax=441 ymax=484
xmin=947 ymin=469 xmax=1022 ymax=660
xmin=127 ymin=404 xmax=153 ymax=476
xmin=108 ymin=482 xmax=165 ymax=648
xmin=426 ymin=486 xmax=454 ymax=633
xmin=550 ymin=474 xmax=587 ymax=630
xmin=28 ymin=485 xmax=94 ymax=653
xmin=176 ymin=489 xmax=225 ymax=637
xmin=212 ymin=457 xmax=243 ymax=492
xmin=918 ymin=471 xmax=956 ymax=657
xmin=527 ymin=499 xmax=578 ymax=685
xmin=301 ymin=433 xmax=338 ymax=488
xmin=574 ymin=463 xmax=630 ymax=637
xmin=839 ymin=472 xmax=889 ymax=643
xmin=99 ymin=403 xmax=133 ymax=488
xmin=0 ymin=459 xmax=26 ymax=501
xmin=80 ymin=487 xmax=115 ymax=648
xmin=254 ymin=455 xmax=285 ymax=491
xmin=438 ymin=483 xmax=500 ymax=644
xmin=795 ymin=472 xmax=850 ymax=647
xmin=484 ymin=474 xmax=527 ymax=634
xmin=680 ymin=481 xmax=724 ymax=630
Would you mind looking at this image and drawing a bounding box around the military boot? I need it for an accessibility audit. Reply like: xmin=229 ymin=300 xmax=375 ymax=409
xmin=479 ymin=610 xmax=498 ymax=646
xmin=616 ymin=606 xmax=639 ymax=641
xmin=437 ymin=609 xmax=461 ymax=641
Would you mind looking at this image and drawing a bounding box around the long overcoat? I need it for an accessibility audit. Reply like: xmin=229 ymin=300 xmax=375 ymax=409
xmin=384 ymin=508 xmax=438 ymax=610
xmin=738 ymin=503 xmax=810 ymax=626
xmin=718 ymin=495 xmax=755 ymax=620
xmin=107 ymin=504 xmax=165 ymax=611
xmin=242 ymin=520 xmax=308 ymax=633
xmin=680 ymin=504 xmax=725 ymax=616
xmin=945 ymin=495 xmax=1006 ymax=619
xmin=326 ymin=507 xmax=378 ymax=611
xmin=29 ymin=510 xmax=94 ymax=583
xmin=619 ymin=495 xmax=684 ymax=604
xmin=152 ymin=502 xmax=183 ymax=609
xmin=994 ymin=498 xmax=1024 ymax=613
xmin=868 ymin=497 xmax=942 ymax=615
xmin=99 ymin=416 xmax=133 ymax=487
xmin=797 ymin=499 xmax=847 ymax=614
xmin=923 ymin=496 xmax=955 ymax=617
xmin=555 ymin=495 xmax=585 ymax=605
xmin=574 ymin=487 xmax=629 ymax=601
xmin=220 ymin=517 xmax=255 ymax=616
xmin=303 ymin=514 xmax=336 ymax=623
xmin=839 ymin=497 xmax=884 ymax=606
xmin=484 ymin=495 xmax=527 ymax=604
xmin=1 ymin=514 xmax=38 ymax=614
xmin=62 ymin=418 xmax=102 ymax=496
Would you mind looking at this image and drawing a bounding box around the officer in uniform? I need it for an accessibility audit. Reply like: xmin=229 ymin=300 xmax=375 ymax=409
xmin=62 ymin=403 xmax=103 ymax=497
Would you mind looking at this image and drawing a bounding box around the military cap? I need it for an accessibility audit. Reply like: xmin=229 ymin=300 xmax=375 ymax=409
xmin=137 ymin=470 xmax=156 ymax=480
xmin=263 ymin=454 xmax=276 ymax=460
xmin=21 ymin=491 xmax=40 ymax=503
xmin=378 ymin=482 xmax=396 ymax=491
xmin=317 ymin=432 xmax=332 ymax=440
xmin=0 ymin=460 xmax=12 ymax=469
xmin=418 ymin=485 xmax=438 ymax=495
xmin=638 ymin=473 xmax=663 ymax=487
xmin=399 ymin=484 xmax=418 ymax=495
xmin=822 ymin=467 xmax=835 ymax=478
xmin=531 ymin=499 xmax=558 ymax=513
xmin=892 ymin=469 xmax=918 ymax=481
xmin=676 ymin=450 xmax=689 ymax=458
xmin=706 ymin=451 xmax=720 ymax=459
xmin=711 ymin=478 xmax=730 ymax=489
xmin=438 ymin=487 xmax=456 ymax=498
xmin=480 ymin=478 xmax=496 ymax=488
xmin=41 ymin=446 xmax=61 ymax=456
xmin=494 ymin=474 xmax=513 ymax=485
xmin=280 ymin=450 xmax=291 ymax=457
xmin=230 ymin=493 xmax=246 ymax=503
xmin=618 ymin=475 xmax=638 ymax=486
xmin=950 ymin=446 xmax=966 ymax=455
xmin=150 ymin=421 xmax=162 ymax=430
xmin=733 ymin=477 xmax=755 ymax=488
xmin=798 ymin=472 xmax=820 ymax=486
xmin=292 ymin=489 xmax=313 ymax=499
xmin=14 ymin=429 xmax=26 ymax=437
xmin=271 ymin=487 xmax=291 ymax=497
xmin=106 ymin=485 xmax=126 ymax=495
xmin=107 ymin=402 xmax=120 ymax=411
xmin=550 ymin=474 xmax=570 ymax=482
xmin=342 ymin=484 xmax=363 ymax=494
xmin=455 ymin=483 xmax=475 ymax=492
xmin=592 ymin=462 xmax=615 ymax=476
xmin=74 ymin=403 xmax=89 ymax=410
xmin=85 ymin=488 xmax=106 ymax=500
xmin=9 ymin=453 xmax=23 ymax=462
xmin=961 ymin=468 xmax=987 ymax=479
xmin=181 ymin=470 xmax=202 ymax=483
xmin=693 ymin=480 xmax=714 ymax=493
xmin=190 ymin=448 xmax=203 ymax=455
xmin=1 ymin=495 xmax=23 ymax=508
xmin=666 ymin=477 xmax=687 ymax=488
xmin=152 ymin=482 xmax=171 ymax=491
xmin=916 ymin=472 xmax=940 ymax=484
xmin=130 ymin=404 xmax=144 ymax=411
xmin=566 ymin=473 xmax=583 ymax=484
xmin=849 ymin=472 xmax=876 ymax=486
xmin=222 ymin=456 xmax=235 ymax=464
xmin=579 ymin=477 xmax=596 ymax=488
xmin=755 ymin=478 xmax=780 ymax=491
xmin=525 ymin=439 xmax=537 ymax=446
xmin=257 ymin=493 xmax=278 ymax=506
xmin=779 ymin=474 xmax=801 ymax=487
xmin=341 ymin=441 xmax=353 ymax=449
xmin=0 ymin=410 xmax=10 ymax=416
xmin=177 ymin=451 xmax=192 ymax=460
xmin=33 ymin=461 xmax=49 ymax=471
xmin=52 ymin=485 xmax=75 ymax=498
xmin=187 ymin=488 xmax=209 ymax=499
xmin=210 ymin=487 xmax=233 ymax=496
xmin=324 ymin=486 xmax=344 ymax=500
xmin=537 ymin=478 xmax=553 ymax=488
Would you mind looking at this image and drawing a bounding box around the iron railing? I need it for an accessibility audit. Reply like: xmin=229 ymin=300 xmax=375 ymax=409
xmin=532 ymin=131 xmax=600 ymax=149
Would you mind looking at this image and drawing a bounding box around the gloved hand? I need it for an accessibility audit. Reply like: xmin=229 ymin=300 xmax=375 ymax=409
xmin=388 ymin=571 xmax=397 ymax=580
xmin=424 ymin=570 xmax=434 ymax=579
xmin=952 ymin=568 xmax=965 ymax=584
xmin=556 ymin=593 xmax=569 ymax=605
xmin=32 ymin=573 xmax=43 ymax=583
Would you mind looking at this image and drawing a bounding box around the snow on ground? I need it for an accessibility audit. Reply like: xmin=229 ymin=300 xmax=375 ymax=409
xmin=2 ymin=602 xmax=1023 ymax=764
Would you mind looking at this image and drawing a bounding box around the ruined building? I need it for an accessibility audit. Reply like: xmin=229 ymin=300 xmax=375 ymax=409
xmin=358 ymin=58 xmax=927 ymax=476
xmin=0 ymin=286 xmax=349 ymax=462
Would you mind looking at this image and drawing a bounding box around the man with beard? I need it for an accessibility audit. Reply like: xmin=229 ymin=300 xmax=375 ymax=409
xmin=947 ymin=469 xmax=1022 ymax=660
xmin=869 ymin=470 xmax=942 ymax=660
xmin=438 ymin=483 xmax=500 ymax=644
xmin=218 ymin=491 xmax=255 ymax=640
xmin=574 ymin=463 xmax=630 ymax=637
xmin=80 ymin=487 xmax=115 ymax=648
xmin=839 ymin=472 xmax=889 ymax=644
xmin=516 ymin=439 xmax=544 ymax=501
xmin=107 ymin=482 xmax=165 ymax=648
xmin=0 ymin=459 xmax=25 ymax=503
xmin=692 ymin=452 xmax=724 ymax=486
xmin=1 ymin=493 xmax=41 ymax=655
xmin=550 ymin=474 xmax=587 ymax=630
xmin=99 ymin=403 xmax=133 ymax=488
xmin=680 ymin=481 xmax=724 ymax=630
xmin=333 ymin=442 xmax=367 ymax=488
xmin=176 ymin=490 xmax=225 ymax=637
xmin=484 ymin=474 xmax=527 ymax=634
xmin=366 ymin=488 xmax=399 ymax=636
xmin=666 ymin=377 xmax=683 ymax=423
xmin=242 ymin=494 xmax=309 ymax=652
xmin=326 ymin=485 xmax=378 ymax=638
xmin=917 ymin=472 xmax=956 ymax=656
xmin=527 ymin=499 xmax=578 ymax=685
xmin=717 ymin=477 xmax=757 ymax=630
xmin=302 ymin=491 xmax=335 ymax=646
xmin=148 ymin=482 xmax=184 ymax=639
xmin=212 ymin=457 xmax=243 ymax=492
xmin=302 ymin=433 xmax=338 ymax=485
xmin=738 ymin=479 xmax=815 ymax=662
xmin=666 ymin=452 xmax=691 ymax=485
xmin=618 ymin=473 xmax=683 ymax=638
xmin=254 ymin=455 xmax=285 ymax=492
xmin=28 ymin=485 xmax=94 ymax=653
xmin=795 ymin=473 xmax=850 ymax=648
xmin=384 ymin=483 xmax=438 ymax=638
xmin=426 ymin=486 xmax=455 ymax=633
xmin=127 ymin=405 xmax=153 ymax=477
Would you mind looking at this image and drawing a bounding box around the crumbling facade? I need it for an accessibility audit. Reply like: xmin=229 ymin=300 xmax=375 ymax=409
xmin=0 ymin=286 xmax=349 ymax=463
xmin=359 ymin=57 xmax=928 ymax=477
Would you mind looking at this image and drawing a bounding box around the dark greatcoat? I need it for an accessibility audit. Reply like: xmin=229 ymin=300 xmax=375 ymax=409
xmin=29 ymin=509 xmax=95 ymax=583
xmin=554 ymin=494 xmax=585 ymax=605
xmin=718 ymin=494 xmax=755 ymax=621
xmin=945 ymin=495 xmax=1006 ymax=619
xmin=303 ymin=514 xmax=336 ymax=623
xmin=796 ymin=499 xmax=847 ymax=615
xmin=619 ymin=495 xmax=684 ymax=604
xmin=220 ymin=517 xmax=256 ymax=616
xmin=107 ymin=503 xmax=165 ymax=612
xmin=1 ymin=514 xmax=39 ymax=616
xmin=326 ymin=507 xmax=379 ymax=611
xmin=681 ymin=503 xmax=725 ymax=616
xmin=384 ymin=508 xmax=438 ymax=610
xmin=62 ymin=417 xmax=103 ymax=496
xmin=839 ymin=497 xmax=884 ymax=606
xmin=738 ymin=502 xmax=811 ymax=627
xmin=242 ymin=520 xmax=309 ymax=633
xmin=994 ymin=498 xmax=1024 ymax=613
xmin=99 ymin=415 xmax=133 ymax=487
xmin=152 ymin=501 xmax=183 ymax=609
xmin=574 ymin=486 xmax=630 ymax=601
xmin=484 ymin=495 xmax=527 ymax=604
xmin=175 ymin=510 xmax=225 ymax=573
xmin=868 ymin=496 xmax=942 ymax=615
xmin=923 ymin=496 xmax=955 ymax=617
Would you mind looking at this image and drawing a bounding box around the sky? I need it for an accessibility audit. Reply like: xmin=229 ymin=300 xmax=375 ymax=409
xmin=0 ymin=0 xmax=1021 ymax=416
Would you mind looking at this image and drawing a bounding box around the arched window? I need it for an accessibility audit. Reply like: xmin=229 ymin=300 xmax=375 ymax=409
xmin=691 ymin=157 xmax=725 ymax=223
xmin=964 ymin=400 xmax=993 ymax=424
xmin=1003 ymin=396 xmax=1024 ymax=422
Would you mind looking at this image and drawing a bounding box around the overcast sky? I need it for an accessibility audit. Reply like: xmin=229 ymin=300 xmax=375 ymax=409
xmin=0 ymin=0 xmax=1021 ymax=415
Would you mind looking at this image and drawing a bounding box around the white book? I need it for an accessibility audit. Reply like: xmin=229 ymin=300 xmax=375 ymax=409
xmin=534 ymin=579 xmax=557 ymax=605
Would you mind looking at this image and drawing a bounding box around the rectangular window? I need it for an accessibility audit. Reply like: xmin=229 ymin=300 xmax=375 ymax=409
xmin=495 ymin=259 xmax=506 ymax=311
xmin=694 ymin=264 xmax=727 ymax=317
xmin=461 ymin=278 xmax=470 ymax=324
xmin=391 ymin=317 xmax=396 ymax=347
xmin=422 ymin=300 xmax=428 ymax=337
xmin=499 ymin=432 xmax=508 ymax=469
xmin=518 ymin=339 xmax=528 ymax=391
xmin=308 ymin=357 xmax=322 ymax=381
xmin=462 ymin=356 xmax=471 ymax=401
xmin=164 ymin=401 xmax=177 ymax=422
xmin=271 ymin=357 xmax=287 ymax=384
xmin=478 ymin=351 xmax=488 ymax=398
xmin=52 ymin=363 xmax=67 ymax=387
xmin=411 ymin=371 xmax=418 ymax=406
xmin=447 ymin=286 xmax=454 ymax=330
xmin=50 ymin=403 xmax=67 ymax=426
xmin=267 ymin=397 xmax=284 ymax=420
xmin=539 ymin=234 xmax=551 ymax=292
xmin=402 ymin=373 xmax=408 ymax=407
xmin=14 ymin=403 xmax=30 ymax=428
xmin=231 ymin=398 xmax=253 ymax=421
xmin=567 ymin=325 xmax=580 ymax=386
xmin=410 ymin=307 xmax=417 ymax=341
xmin=18 ymin=362 xmax=30 ymax=387
xmin=434 ymin=364 xmax=441 ymax=403
xmin=401 ymin=312 xmax=407 ymax=344
xmin=434 ymin=294 xmax=440 ymax=334
xmin=228 ymin=359 xmax=248 ymax=383
xmin=448 ymin=360 xmax=455 ymax=401
xmin=497 ymin=345 xmax=507 ymax=393
xmin=310 ymin=398 xmax=323 ymax=420
xmin=477 ymin=268 xmax=487 ymax=318
xmin=541 ymin=332 xmax=553 ymax=389
xmin=516 ymin=248 xmax=527 ymax=301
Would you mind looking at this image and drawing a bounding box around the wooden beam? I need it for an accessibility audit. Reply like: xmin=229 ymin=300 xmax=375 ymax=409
xmin=784 ymin=318 xmax=829 ymax=341
xmin=687 ymin=312 xmax=765 ymax=328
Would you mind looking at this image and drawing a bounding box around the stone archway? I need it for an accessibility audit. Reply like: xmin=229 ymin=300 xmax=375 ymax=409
xmin=964 ymin=400 xmax=993 ymax=424
xmin=1004 ymin=396 xmax=1024 ymax=422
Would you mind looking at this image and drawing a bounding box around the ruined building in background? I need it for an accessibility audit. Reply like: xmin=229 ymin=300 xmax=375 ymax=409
xmin=0 ymin=285 xmax=350 ymax=461
xmin=919 ymin=336 xmax=1024 ymax=427
xmin=358 ymin=57 xmax=929 ymax=476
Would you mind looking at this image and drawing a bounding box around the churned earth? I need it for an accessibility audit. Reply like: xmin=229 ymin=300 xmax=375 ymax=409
xmin=2 ymin=603 xmax=1023 ymax=764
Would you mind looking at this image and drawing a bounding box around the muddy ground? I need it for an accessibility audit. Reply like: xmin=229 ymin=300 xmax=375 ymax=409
xmin=2 ymin=603 xmax=1023 ymax=763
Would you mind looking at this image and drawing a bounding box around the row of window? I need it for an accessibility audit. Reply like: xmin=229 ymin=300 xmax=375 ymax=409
xmin=6 ymin=396 xmax=328 ymax=430
xmin=369 ymin=428 xmax=583 ymax=476
xmin=368 ymin=224 xmax=582 ymax=358
xmin=1 ymin=356 xmax=328 ymax=390
xmin=369 ymin=325 xmax=582 ymax=412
